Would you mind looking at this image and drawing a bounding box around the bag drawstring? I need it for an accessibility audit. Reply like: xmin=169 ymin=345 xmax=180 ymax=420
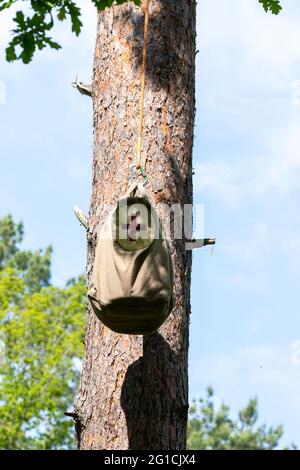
xmin=130 ymin=0 xmax=151 ymax=187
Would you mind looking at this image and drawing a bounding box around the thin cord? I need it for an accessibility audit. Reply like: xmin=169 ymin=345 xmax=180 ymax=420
xmin=136 ymin=0 xmax=151 ymax=169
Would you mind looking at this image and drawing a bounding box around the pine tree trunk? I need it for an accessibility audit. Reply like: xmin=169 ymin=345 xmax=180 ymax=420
xmin=75 ymin=0 xmax=196 ymax=450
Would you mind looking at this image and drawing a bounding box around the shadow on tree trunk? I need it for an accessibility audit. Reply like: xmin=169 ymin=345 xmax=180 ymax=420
xmin=121 ymin=332 xmax=188 ymax=450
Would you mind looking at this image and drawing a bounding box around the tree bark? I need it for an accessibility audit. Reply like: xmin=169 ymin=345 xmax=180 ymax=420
xmin=75 ymin=0 xmax=196 ymax=450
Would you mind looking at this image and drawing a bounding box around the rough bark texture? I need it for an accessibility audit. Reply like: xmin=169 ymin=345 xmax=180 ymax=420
xmin=75 ymin=0 xmax=196 ymax=450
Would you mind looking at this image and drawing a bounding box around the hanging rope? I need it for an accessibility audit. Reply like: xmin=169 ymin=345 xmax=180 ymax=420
xmin=136 ymin=0 xmax=151 ymax=179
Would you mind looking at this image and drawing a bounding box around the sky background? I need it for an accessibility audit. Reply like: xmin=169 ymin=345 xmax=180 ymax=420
xmin=1 ymin=0 xmax=300 ymax=447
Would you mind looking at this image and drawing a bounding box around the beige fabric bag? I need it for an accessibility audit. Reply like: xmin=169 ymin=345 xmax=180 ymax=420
xmin=88 ymin=184 xmax=173 ymax=335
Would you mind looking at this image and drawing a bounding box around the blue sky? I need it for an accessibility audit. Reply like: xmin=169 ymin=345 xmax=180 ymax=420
xmin=1 ymin=0 xmax=300 ymax=447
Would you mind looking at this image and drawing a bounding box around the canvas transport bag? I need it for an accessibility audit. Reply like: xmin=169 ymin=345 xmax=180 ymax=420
xmin=88 ymin=183 xmax=174 ymax=335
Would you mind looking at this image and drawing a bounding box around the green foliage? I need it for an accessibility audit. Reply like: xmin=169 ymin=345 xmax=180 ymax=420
xmin=1 ymin=0 xmax=281 ymax=63
xmin=1 ymin=0 xmax=140 ymax=63
xmin=0 ymin=214 xmax=23 ymax=265
xmin=0 ymin=215 xmax=85 ymax=449
xmin=187 ymin=387 xmax=290 ymax=450
xmin=0 ymin=216 xmax=294 ymax=449
xmin=3 ymin=1 xmax=81 ymax=63
xmin=259 ymin=0 xmax=282 ymax=14
xmin=92 ymin=0 xmax=141 ymax=10
xmin=0 ymin=215 xmax=52 ymax=291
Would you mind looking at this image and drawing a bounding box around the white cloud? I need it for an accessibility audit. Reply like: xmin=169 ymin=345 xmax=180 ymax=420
xmin=195 ymin=0 xmax=300 ymax=209
xmin=292 ymin=80 xmax=300 ymax=107
xmin=224 ymin=222 xmax=268 ymax=265
xmin=190 ymin=343 xmax=300 ymax=444
xmin=194 ymin=119 xmax=300 ymax=208
xmin=198 ymin=0 xmax=300 ymax=74
xmin=195 ymin=344 xmax=300 ymax=409
xmin=279 ymin=228 xmax=300 ymax=277
xmin=211 ymin=221 xmax=270 ymax=291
